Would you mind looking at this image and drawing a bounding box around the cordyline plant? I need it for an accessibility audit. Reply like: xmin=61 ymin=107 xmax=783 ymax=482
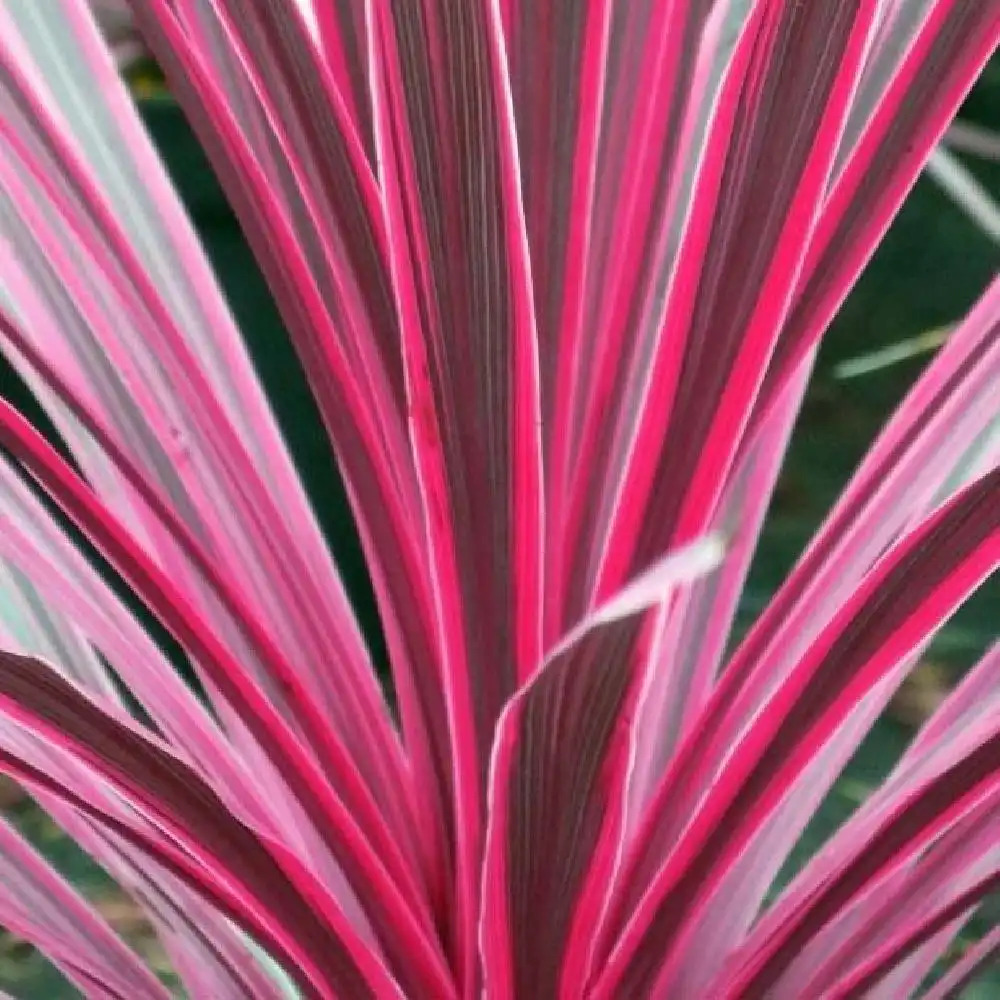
xmin=0 ymin=0 xmax=999 ymax=997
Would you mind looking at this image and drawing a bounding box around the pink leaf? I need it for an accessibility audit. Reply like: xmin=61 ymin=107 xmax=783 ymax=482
xmin=126 ymin=1 xmax=457 ymax=900
xmin=593 ymin=466 xmax=1000 ymax=997
xmin=0 ymin=812 xmax=168 ymax=998
xmin=560 ymin=1 xmax=881 ymax=627
xmin=369 ymin=0 xmax=543 ymax=980
xmin=0 ymin=650 xmax=397 ymax=999
xmin=0 ymin=0 xmax=415 ymax=849
xmin=0 ymin=404 xmax=453 ymax=997
xmin=761 ymin=0 xmax=1000 ymax=415
xmin=481 ymin=538 xmax=724 ymax=998
xmin=925 ymin=924 xmax=1000 ymax=999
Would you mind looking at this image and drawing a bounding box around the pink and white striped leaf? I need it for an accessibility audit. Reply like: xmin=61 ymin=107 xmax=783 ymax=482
xmin=501 ymin=0 xmax=609 ymax=464
xmin=125 ymin=1 xmax=456 ymax=902
xmin=747 ymin=650 xmax=1000 ymax=994
xmin=0 ymin=668 xmax=389 ymax=1000
xmin=727 ymin=276 xmax=1000 ymax=734
xmin=0 ymin=304 xmax=425 ymax=884
xmin=169 ymin=0 xmax=405 ymax=428
xmin=0 ymin=6 xmax=411 ymax=832
xmin=313 ymin=0 xmax=372 ymax=155
xmin=646 ymin=663 xmax=911 ymax=998
xmin=35 ymin=788 xmax=295 ymax=1000
xmin=0 ymin=0 xmax=998 ymax=995
xmin=779 ymin=791 xmax=1000 ymax=997
xmin=0 ymin=812 xmax=168 ymax=998
xmin=368 ymin=0 xmax=543 ymax=981
xmin=592 ymin=465 xmax=1000 ymax=997
xmin=627 ymin=354 xmax=814 ymax=822
xmin=615 ymin=275 xmax=1000 ymax=910
xmin=561 ymin=1 xmax=881 ymax=628
xmin=727 ymin=643 xmax=1000 ymax=994
xmin=0 ymin=402 xmax=457 ymax=994
xmin=480 ymin=537 xmax=724 ymax=998
xmin=924 ymin=924 xmax=1000 ymax=999
xmin=547 ymin=0 xmax=757 ymax=631
xmin=740 ymin=810 xmax=1000 ymax=999
xmin=815 ymin=871 xmax=1000 ymax=998
xmin=615 ymin=277 xmax=1000 ymax=984
xmin=0 ymin=446 xmax=268 ymax=812
xmin=762 ymin=0 xmax=1000 ymax=413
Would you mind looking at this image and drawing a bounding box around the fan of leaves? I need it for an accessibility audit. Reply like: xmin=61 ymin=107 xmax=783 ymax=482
xmin=0 ymin=1 xmax=998 ymax=997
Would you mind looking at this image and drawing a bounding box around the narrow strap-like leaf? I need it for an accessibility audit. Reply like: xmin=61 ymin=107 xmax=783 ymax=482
xmin=0 ymin=404 xmax=454 ymax=997
xmin=0 ymin=812 xmax=169 ymax=998
xmin=37 ymin=791 xmax=293 ymax=1000
xmin=560 ymin=1 xmax=880 ymax=630
xmin=727 ymin=644 xmax=1000 ymax=995
xmin=176 ymin=0 xmax=404 ymax=419
xmin=0 ymin=651 xmax=398 ymax=1000
xmin=0 ymin=306 xmax=425 ymax=885
xmin=0 ymin=450 xmax=276 ymax=820
xmin=0 ymin=0 xmax=414 ymax=837
xmin=480 ymin=538 xmax=724 ymax=998
xmin=725 ymin=277 xmax=1000 ymax=742
xmin=592 ymin=466 xmax=1000 ymax=998
xmin=626 ymin=280 xmax=1000 ymax=986
xmin=313 ymin=0 xmax=373 ymax=155
xmin=794 ymin=797 xmax=1000 ymax=998
xmin=369 ymin=0 xmax=543 ymax=979
xmin=615 ymin=276 xmax=1000 ymax=928
xmin=547 ymin=0 xmax=751 ymax=631
xmin=627 ymin=354 xmax=812 ymax=822
xmin=760 ymin=0 xmax=1000 ymax=415
xmin=739 ymin=823 xmax=1000 ymax=997
xmin=127 ymin=2 xmax=455 ymax=899
xmin=0 ymin=415 xmax=358 ymax=998
xmin=500 ymin=1 xmax=610 ymax=644
xmin=924 ymin=924 xmax=1000 ymax=999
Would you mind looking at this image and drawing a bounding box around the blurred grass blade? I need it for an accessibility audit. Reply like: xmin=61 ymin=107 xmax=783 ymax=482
xmin=834 ymin=325 xmax=952 ymax=379
xmin=925 ymin=144 xmax=1000 ymax=243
